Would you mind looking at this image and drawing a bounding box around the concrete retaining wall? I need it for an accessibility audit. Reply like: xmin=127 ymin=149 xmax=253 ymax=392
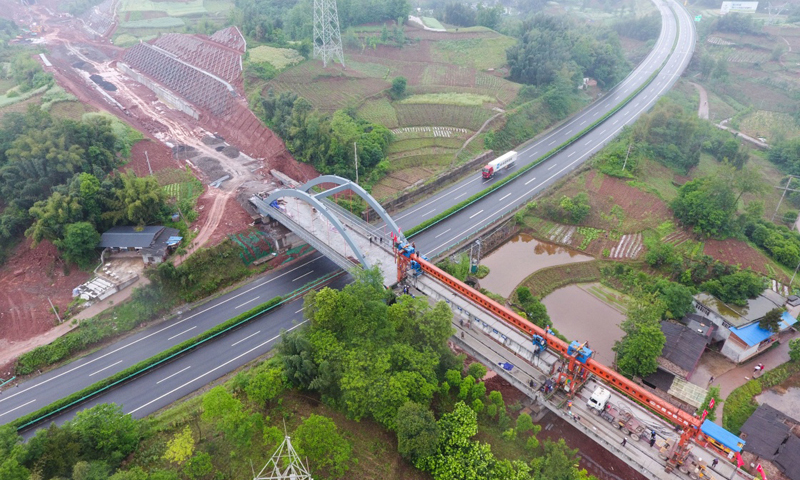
xmin=118 ymin=63 xmax=199 ymax=119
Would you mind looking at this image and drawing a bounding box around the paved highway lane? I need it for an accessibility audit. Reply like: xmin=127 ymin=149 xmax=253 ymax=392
xmin=390 ymin=0 xmax=695 ymax=257
xmin=3 ymin=0 xmax=693 ymax=430
xmin=0 ymin=253 xmax=340 ymax=425
xmin=20 ymin=272 xmax=353 ymax=433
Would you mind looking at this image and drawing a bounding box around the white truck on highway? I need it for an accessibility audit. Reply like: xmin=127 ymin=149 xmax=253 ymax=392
xmin=482 ymin=151 xmax=518 ymax=179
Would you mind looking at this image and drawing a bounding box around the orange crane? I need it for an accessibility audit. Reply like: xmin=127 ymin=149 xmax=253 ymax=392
xmin=396 ymin=247 xmax=701 ymax=471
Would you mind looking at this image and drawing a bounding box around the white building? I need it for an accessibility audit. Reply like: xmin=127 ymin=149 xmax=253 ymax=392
xmin=692 ymin=290 xmax=797 ymax=363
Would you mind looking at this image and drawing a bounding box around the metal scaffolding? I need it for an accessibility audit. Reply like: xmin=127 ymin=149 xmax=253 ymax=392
xmin=312 ymin=0 xmax=345 ymax=68
xmin=253 ymin=435 xmax=313 ymax=480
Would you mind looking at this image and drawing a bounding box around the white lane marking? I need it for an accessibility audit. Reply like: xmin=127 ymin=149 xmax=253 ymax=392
xmin=566 ymin=130 xmax=573 ymax=135
xmin=580 ymin=120 xmax=586 ymax=125
xmin=393 ymin=177 xmax=480 ymax=221
xmin=454 ymin=192 xmax=468 ymax=200
xmin=469 ymin=210 xmax=484 ymax=219
xmin=434 ymin=228 xmax=452 ymax=239
xmin=235 ymin=296 xmax=259 ymax=309
xmin=421 ymin=209 xmax=435 ymax=217
xmin=524 ymin=177 xmax=537 ymax=186
xmin=89 ymin=360 xmax=123 ymax=377
xmin=585 ymin=139 xmax=593 ymax=146
xmin=0 ymin=399 xmax=36 ymax=418
xmin=568 ymin=152 xmax=576 ymax=157
xmin=168 ymin=327 xmax=197 ymax=341
xmin=499 ymin=193 xmax=511 ymax=201
xmin=613 ymin=119 xmax=619 ymax=125
xmin=129 ymin=321 xmax=308 ymax=415
xmin=292 ymin=271 xmax=314 ymax=282
xmin=549 ymin=141 xmax=556 ymax=146
xmin=294 ymin=308 xmax=304 ymax=314
xmin=548 ymin=163 xmax=557 ymax=170
xmin=0 ymin=255 xmax=326 ymax=407
xmin=231 ymin=331 xmax=261 ymax=347
xmin=599 ymin=130 xmax=606 ymax=135
xmin=157 ymin=366 xmax=191 ymax=384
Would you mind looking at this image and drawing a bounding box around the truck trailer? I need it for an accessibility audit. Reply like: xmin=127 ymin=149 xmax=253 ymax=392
xmin=587 ymin=386 xmax=647 ymax=441
xmin=482 ymin=151 xmax=518 ymax=179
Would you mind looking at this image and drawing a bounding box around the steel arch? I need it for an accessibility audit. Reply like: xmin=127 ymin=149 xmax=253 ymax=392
xmin=262 ymin=189 xmax=369 ymax=268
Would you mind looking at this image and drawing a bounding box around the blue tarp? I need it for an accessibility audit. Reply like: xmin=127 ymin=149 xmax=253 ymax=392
xmin=701 ymin=420 xmax=744 ymax=452
xmin=166 ymin=236 xmax=183 ymax=246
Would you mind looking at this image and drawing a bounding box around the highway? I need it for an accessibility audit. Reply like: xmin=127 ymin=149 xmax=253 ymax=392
xmin=0 ymin=0 xmax=694 ymax=430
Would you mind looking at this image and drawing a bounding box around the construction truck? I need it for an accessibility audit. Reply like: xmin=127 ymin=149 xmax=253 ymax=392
xmin=482 ymin=151 xmax=518 ymax=179
xmin=587 ymin=387 xmax=647 ymax=441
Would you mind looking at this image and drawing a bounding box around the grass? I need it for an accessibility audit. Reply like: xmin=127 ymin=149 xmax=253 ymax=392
xmin=48 ymin=101 xmax=94 ymax=120
xmin=398 ymin=92 xmax=495 ymax=107
xmin=582 ymin=283 xmax=629 ymax=312
xmin=40 ymin=85 xmax=78 ymax=111
xmin=739 ymin=110 xmax=800 ymax=143
xmin=0 ymin=78 xmax=16 ymax=95
xmin=430 ymin=36 xmax=517 ymax=70
xmin=517 ymin=260 xmax=612 ymax=298
xmin=394 ymin=103 xmax=493 ymax=131
xmin=120 ymin=0 xmax=206 ymax=16
xmin=248 ymin=46 xmax=304 ymax=70
xmin=0 ymin=84 xmax=49 ymax=108
xmin=387 ymin=137 xmax=463 ymax=155
xmin=421 ymin=16 xmax=445 ymax=30
xmin=120 ymin=17 xmax=185 ymax=28
xmin=113 ymin=33 xmax=142 ymax=47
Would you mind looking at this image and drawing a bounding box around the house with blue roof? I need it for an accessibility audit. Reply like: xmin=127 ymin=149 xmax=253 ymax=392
xmin=693 ymin=290 xmax=798 ymax=363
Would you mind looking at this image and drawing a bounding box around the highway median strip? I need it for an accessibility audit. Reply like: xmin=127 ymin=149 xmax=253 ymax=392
xmin=11 ymin=270 xmax=343 ymax=432
xmin=405 ymin=7 xmax=680 ymax=240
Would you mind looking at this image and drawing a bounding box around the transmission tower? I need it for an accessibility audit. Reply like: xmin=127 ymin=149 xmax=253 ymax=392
xmin=313 ymin=0 xmax=345 ymax=68
xmin=253 ymin=435 xmax=313 ymax=480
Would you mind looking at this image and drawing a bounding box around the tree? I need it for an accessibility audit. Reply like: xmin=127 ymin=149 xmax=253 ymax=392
xmin=245 ymin=364 xmax=285 ymax=408
xmin=0 ymin=427 xmax=28 ymax=480
xmin=655 ymin=281 xmax=694 ymax=320
xmin=467 ymin=362 xmax=488 ymax=380
xmin=71 ymin=403 xmax=139 ymax=466
xmin=294 ymin=415 xmax=353 ymax=478
xmin=182 ymin=452 xmax=213 ymax=480
xmin=163 ymin=426 xmax=194 ymax=465
xmin=759 ymin=308 xmax=784 ymax=333
xmin=25 ymin=192 xmax=84 ymax=246
xmin=672 ymin=177 xmax=737 ymax=237
xmin=104 ymin=172 xmax=166 ymax=227
xmin=531 ymin=439 xmax=590 ymax=480
xmin=396 ymin=402 xmax=440 ymax=463
xmin=516 ymin=412 xmax=534 ymax=434
xmin=789 ymin=338 xmax=800 ymax=362
xmin=391 ymin=76 xmax=407 ymax=98
xmin=55 ymin=221 xmax=100 ymax=269
xmin=72 ymin=461 xmax=110 ymax=480
xmin=613 ymin=293 xmax=666 ymax=378
xmin=701 ymin=270 xmax=763 ymax=306
xmin=559 ymin=192 xmax=591 ymax=224
xmin=517 ymin=287 xmax=551 ymax=327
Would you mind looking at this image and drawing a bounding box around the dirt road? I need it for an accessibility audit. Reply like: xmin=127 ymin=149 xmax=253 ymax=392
xmin=691 ymin=82 xmax=709 ymax=120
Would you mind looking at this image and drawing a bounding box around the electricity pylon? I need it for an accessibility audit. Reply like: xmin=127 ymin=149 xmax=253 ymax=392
xmin=313 ymin=0 xmax=345 ymax=67
xmin=252 ymin=435 xmax=313 ymax=480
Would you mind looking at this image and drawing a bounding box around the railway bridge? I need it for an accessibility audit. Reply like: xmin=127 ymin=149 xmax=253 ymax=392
xmin=252 ymin=175 xmax=750 ymax=480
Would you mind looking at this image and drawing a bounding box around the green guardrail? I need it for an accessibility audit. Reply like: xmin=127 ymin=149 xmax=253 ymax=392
xmin=405 ymin=5 xmax=682 ymax=239
xmin=12 ymin=270 xmax=344 ymax=431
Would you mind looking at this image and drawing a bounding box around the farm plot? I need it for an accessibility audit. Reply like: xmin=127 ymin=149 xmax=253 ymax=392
xmin=391 ymin=126 xmax=469 ymax=138
xmin=738 ymin=110 xmax=800 ymax=142
xmin=430 ymin=35 xmax=517 ymax=70
xmin=399 ymin=92 xmax=494 ymax=107
xmin=394 ymin=103 xmax=493 ymax=131
xmin=726 ymin=48 xmax=770 ymax=64
xmin=357 ymin=98 xmax=399 ymax=128
xmin=121 ymin=0 xmax=206 ymax=16
xmin=248 ymin=46 xmax=304 ymax=70
xmin=387 ymin=136 xmax=463 ymax=155
xmin=703 ymin=238 xmax=786 ymax=280
xmin=609 ymin=233 xmax=643 ymax=259
xmin=121 ymin=17 xmax=185 ymax=28
xmin=420 ymin=64 xmax=476 ymax=87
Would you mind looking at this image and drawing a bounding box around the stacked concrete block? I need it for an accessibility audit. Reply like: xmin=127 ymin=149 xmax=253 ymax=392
xmin=209 ymin=26 xmax=247 ymax=54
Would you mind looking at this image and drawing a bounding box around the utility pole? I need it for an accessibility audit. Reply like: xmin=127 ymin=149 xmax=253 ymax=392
xmin=622 ymin=143 xmax=633 ymax=171
xmin=772 ymin=175 xmax=800 ymax=222
xmin=353 ymin=142 xmax=358 ymax=184
xmin=48 ymin=297 xmax=61 ymax=324
xmin=145 ymin=150 xmax=153 ymax=175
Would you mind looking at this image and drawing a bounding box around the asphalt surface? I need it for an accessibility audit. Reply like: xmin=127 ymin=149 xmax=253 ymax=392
xmin=1 ymin=0 xmax=695 ymax=432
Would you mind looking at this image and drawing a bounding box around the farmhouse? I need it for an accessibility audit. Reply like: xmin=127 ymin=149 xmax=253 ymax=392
xmin=739 ymin=404 xmax=800 ymax=480
xmin=98 ymin=226 xmax=181 ymax=265
xmin=692 ymin=290 xmax=797 ymax=363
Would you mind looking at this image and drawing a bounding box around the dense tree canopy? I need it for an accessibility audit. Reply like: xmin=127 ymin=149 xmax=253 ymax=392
xmin=507 ymin=15 xmax=628 ymax=89
xmin=613 ymin=293 xmax=666 ymax=378
xmin=701 ymin=270 xmax=764 ymax=306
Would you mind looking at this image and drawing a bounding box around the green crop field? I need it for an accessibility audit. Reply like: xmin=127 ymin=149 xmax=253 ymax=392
xmin=387 ymin=137 xmax=463 ymax=155
xmin=248 ymin=46 xmax=304 ymax=70
xmin=120 ymin=0 xmax=206 ymax=16
xmin=395 ymin=103 xmax=493 ymax=130
xmin=399 ymin=92 xmax=494 ymax=107
xmin=357 ymin=98 xmax=399 ymax=128
xmin=121 ymin=17 xmax=185 ymax=28
xmin=431 ymin=36 xmax=517 ymax=70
